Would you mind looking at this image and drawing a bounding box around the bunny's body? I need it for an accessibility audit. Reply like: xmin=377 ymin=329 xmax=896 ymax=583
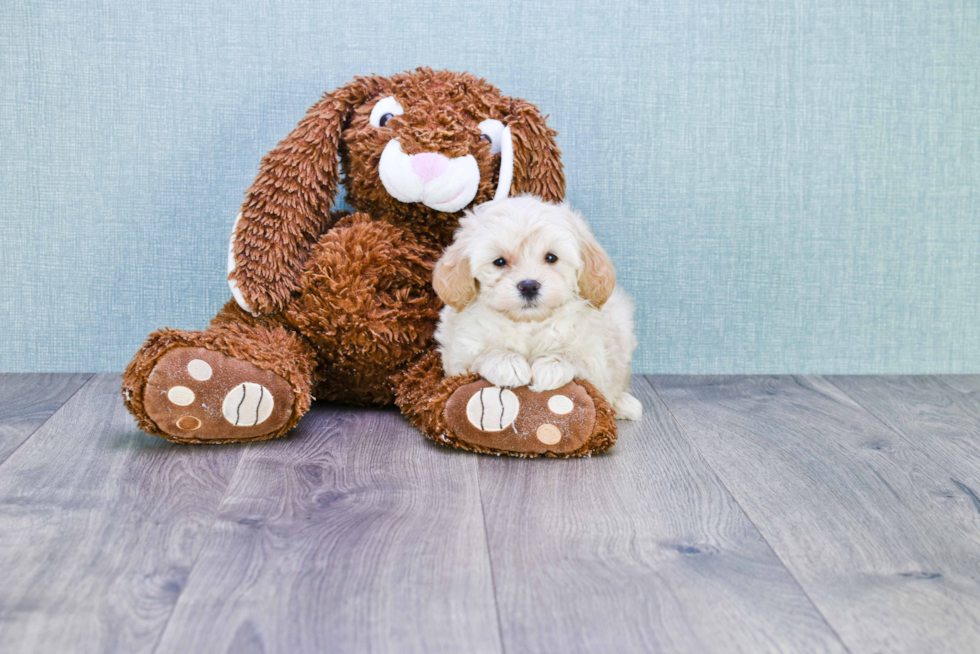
xmin=122 ymin=69 xmax=621 ymax=457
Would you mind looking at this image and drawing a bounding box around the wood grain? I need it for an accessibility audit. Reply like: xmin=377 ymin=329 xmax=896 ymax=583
xmin=0 ymin=373 xmax=91 ymax=464
xmin=477 ymin=378 xmax=847 ymax=654
xmin=0 ymin=374 xmax=247 ymax=653
xmin=154 ymin=403 xmax=502 ymax=654
xmin=650 ymin=375 xmax=980 ymax=654
xmin=931 ymin=375 xmax=980 ymax=395
xmin=6 ymin=374 xmax=980 ymax=653
xmin=828 ymin=376 xmax=980 ymax=488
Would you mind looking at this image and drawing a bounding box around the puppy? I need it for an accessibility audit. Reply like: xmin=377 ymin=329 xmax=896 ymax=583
xmin=433 ymin=196 xmax=642 ymax=420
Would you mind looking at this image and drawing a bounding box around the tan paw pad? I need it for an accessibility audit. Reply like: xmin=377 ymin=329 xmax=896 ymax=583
xmin=536 ymin=424 xmax=562 ymax=444
xmin=176 ymin=415 xmax=202 ymax=431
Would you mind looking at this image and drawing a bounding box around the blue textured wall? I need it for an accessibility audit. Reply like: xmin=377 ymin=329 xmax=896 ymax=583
xmin=2 ymin=1 xmax=978 ymax=373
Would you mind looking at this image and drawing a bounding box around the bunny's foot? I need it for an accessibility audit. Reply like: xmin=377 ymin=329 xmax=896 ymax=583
xmin=122 ymin=314 xmax=316 ymax=443
xmin=394 ymin=351 xmax=617 ymax=458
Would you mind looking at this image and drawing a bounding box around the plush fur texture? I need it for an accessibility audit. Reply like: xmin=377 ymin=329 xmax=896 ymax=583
xmin=434 ymin=196 xmax=642 ymax=420
xmin=122 ymin=68 xmax=619 ymax=457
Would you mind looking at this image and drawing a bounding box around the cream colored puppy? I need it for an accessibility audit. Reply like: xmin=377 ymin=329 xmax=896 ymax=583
xmin=433 ymin=196 xmax=642 ymax=420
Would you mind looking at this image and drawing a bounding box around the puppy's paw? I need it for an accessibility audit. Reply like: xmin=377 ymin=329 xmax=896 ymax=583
xmin=614 ymin=393 xmax=643 ymax=420
xmin=479 ymin=353 xmax=532 ymax=388
xmin=529 ymin=356 xmax=576 ymax=392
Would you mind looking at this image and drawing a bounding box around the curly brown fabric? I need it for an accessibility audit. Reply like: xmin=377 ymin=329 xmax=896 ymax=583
xmin=122 ymin=68 xmax=616 ymax=457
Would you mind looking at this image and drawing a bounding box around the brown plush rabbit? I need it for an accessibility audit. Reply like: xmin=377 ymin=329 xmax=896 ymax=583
xmin=122 ymin=68 xmax=617 ymax=457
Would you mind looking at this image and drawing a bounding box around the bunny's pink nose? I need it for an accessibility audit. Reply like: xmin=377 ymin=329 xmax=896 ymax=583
xmin=411 ymin=152 xmax=450 ymax=183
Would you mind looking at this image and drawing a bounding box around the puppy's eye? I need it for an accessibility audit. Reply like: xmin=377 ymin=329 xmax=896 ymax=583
xmin=544 ymin=253 xmax=558 ymax=264
xmin=370 ymin=96 xmax=404 ymax=128
xmin=493 ymin=257 xmax=507 ymax=267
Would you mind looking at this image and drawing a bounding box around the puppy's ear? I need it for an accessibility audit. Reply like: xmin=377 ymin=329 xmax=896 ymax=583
xmin=503 ymin=97 xmax=565 ymax=203
xmin=433 ymin=239 xmax=477 ymax=311
xmin=566 ymin=209 xmax=616 ymax=308
xmin=229 ymin=76 xmax=383 ymax=314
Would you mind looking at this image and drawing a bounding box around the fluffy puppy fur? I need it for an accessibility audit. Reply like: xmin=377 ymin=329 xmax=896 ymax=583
xmin=433 ymin=196 xmax=642 ymax=420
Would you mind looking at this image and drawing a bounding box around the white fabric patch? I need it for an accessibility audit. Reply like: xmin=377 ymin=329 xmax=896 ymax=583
xmin=187 ymin=359 xmax=213 ymax=381
xmin=222 ymin=382 xmax=274 ymax=426
xmin=227 ymin=212 xmax=257 ymax=315
xmin=378 ymin=139 xmax=479 ymax=213
xmin=167 ymin=386 xmax=195 ymax=406
xmin=466 ymin=387 xmax=519 ymax=432
xmin=547 ymin=394 xmax=574 ymax=415
xmin=227 ymin=212 xmax=241 ymax=275
xmin=494 ymin=125 xmax=513 ymax=201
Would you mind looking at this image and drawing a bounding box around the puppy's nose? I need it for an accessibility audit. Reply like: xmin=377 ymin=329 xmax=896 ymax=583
xmin=517 ymin=279 xmax=541 ymax=299
xmin=411 ymin=152 xmax=450 ymax=183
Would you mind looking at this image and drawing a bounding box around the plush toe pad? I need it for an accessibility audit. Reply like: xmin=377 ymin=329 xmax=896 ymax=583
xmin=143 ymin=347 xmax=293 ymax=442
xmin=445 ymin=381 xmax=596 ymax=455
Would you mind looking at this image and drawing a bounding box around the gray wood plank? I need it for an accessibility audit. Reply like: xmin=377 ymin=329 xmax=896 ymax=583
xmin=933 ymin=375 xmax=980 ymax=397
xmin=0 ymin=374 xmax=247 ymax=654
xmin=828 ymin=376 xmax=980 ymax=489
xmin=650 ymin=375 xmax=980 ymax=654
xmin=477 ymin=378 xmax=847 ymax=654
xmin=0 ymin=373 xmax=92 ymax=464
xmin=154 ymin=404 xmax=502 ymax=654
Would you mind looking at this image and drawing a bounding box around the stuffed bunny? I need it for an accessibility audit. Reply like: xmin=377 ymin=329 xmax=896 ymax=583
xmin=122 ymin=68 xmax=618 ymax=457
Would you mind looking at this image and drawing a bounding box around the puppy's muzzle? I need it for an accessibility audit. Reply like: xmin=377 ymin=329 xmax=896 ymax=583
xmin=517 ymin=279 xmax=541 ymax=301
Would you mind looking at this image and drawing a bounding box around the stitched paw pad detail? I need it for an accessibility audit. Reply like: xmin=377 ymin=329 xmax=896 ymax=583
xmin=222 ymin=382 xmax=275 ymax=426
xmin=465 ymin=387 xmax=520 ymax=431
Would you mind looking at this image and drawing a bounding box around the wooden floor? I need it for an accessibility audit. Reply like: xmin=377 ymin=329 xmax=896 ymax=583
xmin=2 ymin=375 xmax=980 ymax=653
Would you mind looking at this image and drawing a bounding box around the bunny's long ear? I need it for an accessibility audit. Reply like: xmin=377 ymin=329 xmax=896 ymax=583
xmin=228 ymin=78 xmax=379 ymax=314
xmin=432 ymin=237 xmax=477 ymax=311
xmin=501 ymin=98 xmax=565 ymax=203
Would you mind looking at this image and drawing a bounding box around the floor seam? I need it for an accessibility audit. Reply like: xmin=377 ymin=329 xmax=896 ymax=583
xmin=642 ymin=375 xmax=855 ymax=654
xmin=475 ymin=459 xmax=508 ymax=654
xmin=149 ymin=441 xmax=252 ymax=654
xmin=0 ymin=373 xmax=95 ymax=471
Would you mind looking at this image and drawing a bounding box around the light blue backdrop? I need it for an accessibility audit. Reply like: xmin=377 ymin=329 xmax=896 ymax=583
xmin=2 ymin=0 xmax=978 ymax=373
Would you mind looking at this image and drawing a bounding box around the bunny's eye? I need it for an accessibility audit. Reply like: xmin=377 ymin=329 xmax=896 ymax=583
xmin=370 ymin=96 xmax=404 ymax=128
xmin=544 ymin=253 xmax=558 ymax=264
xmin=493 ymin=257 xmax=507 ymax=267
xmin=478 ymin=119 xmax=504 ymax=155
